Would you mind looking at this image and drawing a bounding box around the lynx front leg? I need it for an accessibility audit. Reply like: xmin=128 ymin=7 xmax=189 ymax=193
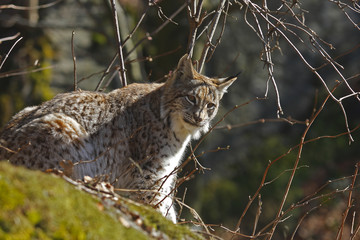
xmin=144 ymin=183 xmax=178 ymax=223
xmin=123 ymin=170 xmax=178 ymax=223
xmin=150 ymin=172 xmax=178 ymax=223
xmin=152 ymin=190 xmax=177 ymax=223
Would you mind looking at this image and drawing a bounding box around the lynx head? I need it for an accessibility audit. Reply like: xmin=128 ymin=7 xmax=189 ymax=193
xmin=162 ymin=54 xmax=237 ymax=139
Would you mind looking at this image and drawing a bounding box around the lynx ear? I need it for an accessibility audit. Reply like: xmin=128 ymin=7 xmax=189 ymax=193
xmin=215 ymin=72 xmax=240 ymax=96
xmin=175 ymin=54 xmax=195 ymax=80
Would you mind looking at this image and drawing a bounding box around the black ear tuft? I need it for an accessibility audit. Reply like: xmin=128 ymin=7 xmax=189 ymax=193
xmin=224 ymin=71 xmax=242 ymax=81
xmin=216 ymin=72 xmax=239 ymax=95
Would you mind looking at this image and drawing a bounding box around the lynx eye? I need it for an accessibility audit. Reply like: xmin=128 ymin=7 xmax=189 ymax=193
xmin=185 ymin=95 xmax=197 ymax=105
xmin=207 ymin=102 xmax=216 ymax=109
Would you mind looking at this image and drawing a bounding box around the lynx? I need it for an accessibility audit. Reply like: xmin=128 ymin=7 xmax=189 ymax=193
xmin=0 ymin=54 xmax=236 ymax=222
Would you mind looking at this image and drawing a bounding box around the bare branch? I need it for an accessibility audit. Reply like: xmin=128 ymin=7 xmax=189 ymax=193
xmin=0 ymin=0 xmax=62 ymax=10
xmin=71 ymin=30 xmax=77 ymax=91
xmin=109 ymin=0 xmax=127 ymax=87
xmin=0 ymin=33 xmax=21 ymax=43
xmin=0 ymin=36 xmax=23 ymax=70
xmin=187 ymin=0 xmax=205 ymax=58
xmin=0 ymin=66 xmax=53 ymax=79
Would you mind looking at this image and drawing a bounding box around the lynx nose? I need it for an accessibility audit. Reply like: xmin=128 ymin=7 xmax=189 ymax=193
xmin=194 ymin=115 xmax=203 ymax=123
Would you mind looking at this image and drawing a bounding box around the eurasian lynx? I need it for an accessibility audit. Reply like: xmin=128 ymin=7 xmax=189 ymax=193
xmin=0 ymin=54 xmax=236 ymax=222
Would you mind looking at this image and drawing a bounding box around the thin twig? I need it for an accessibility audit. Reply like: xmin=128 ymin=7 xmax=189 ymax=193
xmin=177 ymin=187 xmax=187 ymax=221
xmin=122 ymin=7 xmax=149 ymax=46
xmin=71 ymin=30 xmax=77 ymax=91
xmin=176 ymin=199 xmax=213 ymax=238
xmin=0 ymin=32 xmax=21 ymax=43
xmin=109 ymin=0 xmax=127 ymax=87
xmin=0 ymin=0 xmax=61 ymax=10
xmin=95 ymin=52 xmax=118 ymax=91
xmin=215 ymin=117 xmax=306 ymax=130
xmin=351 ymin=215 xmax=360 ymax=240
xmin=290 ymin=205 xmax=323 ymax=239
xmin=252 ymin=194 xmax=262 ymax=236
xmin=0 ymin=36 xmax=23 ymax=70
xmin=0 ymin=66 xmax=53 ymax=79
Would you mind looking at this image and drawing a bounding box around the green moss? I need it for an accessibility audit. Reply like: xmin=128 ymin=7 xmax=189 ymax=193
xmin=0 ymin=162 xmax=202 ymax=239
xmin=0 ymin=176 xmax=25 ymax=210
xmin=127 ymin=201 xmax=203 ymax=240
xmin=0 ymin=162 xmax=146 ymax=240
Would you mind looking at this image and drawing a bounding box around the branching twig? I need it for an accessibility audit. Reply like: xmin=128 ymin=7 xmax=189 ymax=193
xmin=242 ymin=0 xmax=359 ymax=141
xmin=187 ymin=0 xmax=205 ymax=58
xmin=176 ymin=199 xmax=213 ymax=238
xmin=232 ymin=83 xmax=342 ymax=237
xmin=198 ymin=0 xmax=227 ymax=73
xmin=336 ymin=163 xmax=359 ymax=240
xmin=268 ymin=82 xmax=341 ymax=239
xmin=125 ymin=3 xmax=186 ymax=59
xmin=95 ymin=3 xmax=186 ymax=91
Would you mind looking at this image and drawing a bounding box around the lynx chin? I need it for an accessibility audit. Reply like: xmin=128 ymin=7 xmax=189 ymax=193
xmin=0 ymin=54 xmax=237 ymax=223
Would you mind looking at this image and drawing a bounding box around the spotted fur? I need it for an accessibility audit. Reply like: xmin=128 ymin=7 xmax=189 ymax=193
xmin=0 ymin=54 xmax=236 ymax=222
